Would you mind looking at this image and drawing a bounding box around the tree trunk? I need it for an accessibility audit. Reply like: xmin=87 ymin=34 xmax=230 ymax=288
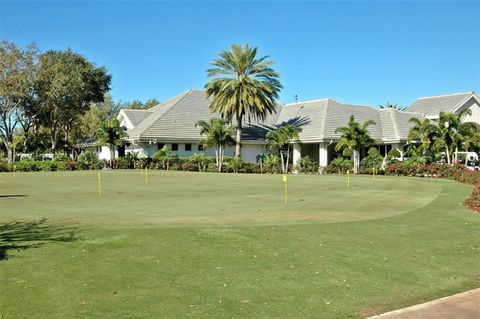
xmin=280 ymin=150 xmax=285 ymax=174
xmin=353 ymin=149 xmax=360 ymax=174
xmin=286 ymin=144 xmax=291 ymax=174
xmin=235 ymin=115 xmax=242 ymax=158
xmin=4 ymin=140 xmax=14 ymax=164
xmin=110 ymin=145 xmax=115 ymax=168
xmin=50 ymin=127 xmax=57 ymax=153
xmin=218 ymin=145 xmax=224 ymax=172
xmin=445 ymin=147 xmax=451 ymax=165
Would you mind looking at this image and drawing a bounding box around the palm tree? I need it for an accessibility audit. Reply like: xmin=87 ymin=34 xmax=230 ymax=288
xmin=378 ymin=102 xmax=406 ymax=111
xmin=266 ymin=124 xmax=302 ymax=174
xmin=205 ymin=44 xmax=283 ymax=158
xmin=334 ymin=115 xmax=376 ymax=174
xmin=436 ymin=110 xmax=475 ymax=165
xmin=190 ymin=152 xmax=211 ymax=172
xmin=407 ymin=117 xmax=440 ymax=155
xmin=153 ymin=146 xmax=177 ymax=170
xmin=95 ymin=119 xmax=126 ymax=168
xmin=196 ymin=118 xmax=235 ymax=172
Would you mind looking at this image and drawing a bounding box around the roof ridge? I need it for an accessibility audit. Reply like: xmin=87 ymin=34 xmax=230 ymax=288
xmin=319 ymin=98 xmax=330 ymax=138
xmin=283 ymin=97 xmax=334 ymax=106
xmin=124 ymin=109 xmax=151 ymax=112
xmin=417 ymin=92 xmax=473 ymax=100
xmin=388 ymin=109 xmax=400 ymax=140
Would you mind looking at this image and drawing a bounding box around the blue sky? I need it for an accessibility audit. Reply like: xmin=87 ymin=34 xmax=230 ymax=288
xmin=1 ymin=1 xmax=479 ymax=107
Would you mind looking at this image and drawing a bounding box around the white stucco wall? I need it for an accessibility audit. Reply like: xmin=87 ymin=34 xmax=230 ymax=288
xmin=97 ymin=146 xmax=118 ymax=161
xmin=461 ymin=97 xmax=480 ymax=128
xmin=240 ymin=144 xmax=267 ymax=163
xmin=124 ymin=141 xmax=266 ymax=163
xmin=125 ymin=143 xmax=148 ymax=158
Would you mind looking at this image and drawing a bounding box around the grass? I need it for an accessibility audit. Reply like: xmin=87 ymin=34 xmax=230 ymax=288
xmin=0 ymin=170 xmax=479 ymax=318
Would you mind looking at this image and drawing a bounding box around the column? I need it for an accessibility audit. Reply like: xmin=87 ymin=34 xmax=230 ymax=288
xmin=293 ymin=143 xmax=301 ymax=166
xmin=319 ymin=142 xmax=328 ymax=167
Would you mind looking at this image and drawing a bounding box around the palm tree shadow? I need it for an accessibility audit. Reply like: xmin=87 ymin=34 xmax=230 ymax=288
xmin=276 ymin=116 xmax=311 ymax=128
xmin=0 ymin=218 xmax=80 ymax=261
xmin=243 ymin=116 xmax=311 ymax=140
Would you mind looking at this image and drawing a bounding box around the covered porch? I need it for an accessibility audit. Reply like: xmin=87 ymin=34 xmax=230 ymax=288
xmin=291 ymin=142 xmax=405 ymax=167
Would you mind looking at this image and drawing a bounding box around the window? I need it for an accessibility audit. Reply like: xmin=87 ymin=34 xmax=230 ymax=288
xmin=185 ymin=144 xmax=192 ymax=151
xmin=198 ymin=144 xmax=204 ymax=151
xmin=157 ymin=143 xmax=165 ymax=150
xmin=171 ymin=143 xmax=178 ymax=151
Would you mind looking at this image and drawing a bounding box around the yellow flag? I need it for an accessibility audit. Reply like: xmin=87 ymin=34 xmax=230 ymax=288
xmin=282 ymin=175 xmax=287 ymax=182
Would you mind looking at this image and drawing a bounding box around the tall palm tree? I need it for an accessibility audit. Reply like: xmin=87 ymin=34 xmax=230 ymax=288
xmin=266 ymin=124 xmax=302 ymax=174
xmin=95 ymin=118 xmax=126 ymax=168
xmin=205 ymin=44 xmax=283 ymax=158
xmin=335 ymin=115 xmax=376 ymax=174
xmin=407 ymin=117 xmax=440 ymax=155
xmin=196 ymin=118 xmax=235 ymax=172
xmin=436 ymin=109 xmax=475 ymax=165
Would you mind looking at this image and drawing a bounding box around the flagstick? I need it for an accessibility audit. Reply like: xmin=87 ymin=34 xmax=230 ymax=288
xmin=347 ymin=170 xmax=350 ymax=189
xmin=283 ymin=174 xmax=288 ymax=203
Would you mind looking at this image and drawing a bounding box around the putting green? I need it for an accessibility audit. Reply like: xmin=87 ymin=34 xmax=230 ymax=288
xmin=1 ymin=170 xmax=442 ymax=226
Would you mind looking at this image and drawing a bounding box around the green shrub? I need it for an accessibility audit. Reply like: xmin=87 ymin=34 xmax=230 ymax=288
xmin=387 ymin=148 xmax=401 ymax=160
xmin=188 ymin=153 xmax=213 ymax=172
xmin=360 ymin=152 xmax=383 ymax=169
xmin=15 ymin=159 xmax=39 ymax=172
xmin=53 ymin=154 xmax=70 ymax=162
xmin=385 ymin=162 xmax=480 ymax=185
xmin=224 ymin=157 xmax=244 ymax=173
xmin=38 ymin=161 xmax=57 ymax=171
xmin=367 ymin=147 xmax=379 ymax=156
xmin=0 ymin=158 xmax=9 ymax=172
xmin=52 ymin=154 xmax=71 ymax=171
xmin=78 ymin=150 xmax=100 ymax=170
xmin=153 ymin=146 xmax=178 ymax=170
xmin=296 ymin=156 xmax=319 ymax=174
xmin=116 ymin=157 xmax=132 ymax=169
xmin=325 ymin=157 xmax=353 ymax=174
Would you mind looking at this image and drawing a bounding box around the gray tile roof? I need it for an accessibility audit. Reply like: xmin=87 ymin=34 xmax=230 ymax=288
xmin=122 ymin=109 xmax=151 ymax=126
xmin=123 ymin=90 xmax=279 ymax=142
xmin=405 ymin=92 xmax=473 ymax=117
xmin=277 ymin=99 xmax=423 ymax=142
xmin=121 ymin=89 xmax=430 ymax=144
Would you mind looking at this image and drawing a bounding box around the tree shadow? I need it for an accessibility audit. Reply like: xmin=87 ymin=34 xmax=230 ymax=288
xmin=0 ymin=218 xmax=80 ymax=261
xmin=243 ymin=116 xmax=311 ymax=140
xmin=276 ymin=116 xmax=311 ymax=128
xmin=0 ymin=194 xmax=28 ymax=198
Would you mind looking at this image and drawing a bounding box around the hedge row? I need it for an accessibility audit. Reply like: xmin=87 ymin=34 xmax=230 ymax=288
xmin=384 ymin=162 xmax=480 ymax=185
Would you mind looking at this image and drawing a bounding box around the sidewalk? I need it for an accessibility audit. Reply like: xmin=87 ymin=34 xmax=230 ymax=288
xmin=367 ymin=288 xmax=480 ymax=319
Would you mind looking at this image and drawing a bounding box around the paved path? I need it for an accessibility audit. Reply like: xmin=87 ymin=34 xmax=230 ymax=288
xmin=367 ymin=288 xmax=480 ymax=319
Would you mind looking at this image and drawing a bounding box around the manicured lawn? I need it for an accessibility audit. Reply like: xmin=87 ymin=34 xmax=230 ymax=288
xmin=0 ymin=171 xmax=479 ymax=318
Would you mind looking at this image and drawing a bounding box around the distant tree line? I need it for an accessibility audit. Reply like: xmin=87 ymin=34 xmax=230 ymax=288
xmin=0 ymin=41 xmax=159 ymax=163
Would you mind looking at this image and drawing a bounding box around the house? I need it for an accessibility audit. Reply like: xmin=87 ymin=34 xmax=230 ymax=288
xmin=76 ymin=137 xmax=121 ymax=161
xmin=116 ymin=90 xmax=480 ymax=166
